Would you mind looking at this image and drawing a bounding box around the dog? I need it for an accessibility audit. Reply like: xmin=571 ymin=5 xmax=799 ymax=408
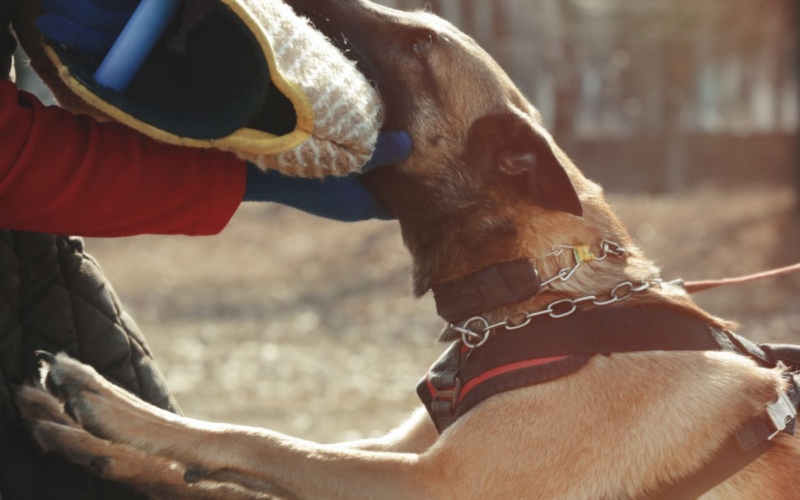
xmin=16 ymin=1 xmax=800 ymax=498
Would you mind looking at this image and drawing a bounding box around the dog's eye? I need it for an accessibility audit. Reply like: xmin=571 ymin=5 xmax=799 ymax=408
xmin=412 ymin=32 xmax=434 ymax=56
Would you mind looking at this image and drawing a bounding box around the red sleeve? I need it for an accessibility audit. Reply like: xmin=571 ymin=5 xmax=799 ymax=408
xmin=0 ymin=80 xmax=247 ymax=237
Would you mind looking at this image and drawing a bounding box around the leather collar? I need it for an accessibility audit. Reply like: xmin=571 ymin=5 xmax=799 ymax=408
xmin=431 ymin=260 xmax=542 ymax=323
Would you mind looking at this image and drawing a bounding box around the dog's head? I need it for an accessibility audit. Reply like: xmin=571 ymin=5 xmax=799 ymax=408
xmin=286 ymin=0 xmax=608 ymax=294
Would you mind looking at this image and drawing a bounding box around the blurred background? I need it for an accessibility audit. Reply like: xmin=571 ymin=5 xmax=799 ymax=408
xmin=387 ymin=0 xmax=798 ymax=192
xmin=16 ymin=0 xmax=800 ymax=442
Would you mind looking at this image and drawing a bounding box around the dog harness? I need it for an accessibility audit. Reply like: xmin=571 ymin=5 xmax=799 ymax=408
xmin=418 ymin=302 xmax=800 ymax=500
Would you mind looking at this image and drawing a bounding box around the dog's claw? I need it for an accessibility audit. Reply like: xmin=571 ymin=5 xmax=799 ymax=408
xmin=44 ymin=373 xmax=64 ymax=399
xmin=35 ymin=351 xmax=57 ymax=365
xmin=63 ymin=400 xmax=78 ymax=421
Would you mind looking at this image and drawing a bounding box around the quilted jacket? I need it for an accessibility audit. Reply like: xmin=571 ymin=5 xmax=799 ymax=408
xmin=0 ymin=233 xmax=180 ymax=500
xmin=1 ymin=6 xmax=180 ymax=497
xmin=0 ymin=232 xmax=181 ymax=500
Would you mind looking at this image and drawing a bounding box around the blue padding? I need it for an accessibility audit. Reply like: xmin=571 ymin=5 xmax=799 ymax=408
xmin=93 ymin=0 xmax=181 ymax=92
xmin=50 ymin=2 xmax=279 ymax=139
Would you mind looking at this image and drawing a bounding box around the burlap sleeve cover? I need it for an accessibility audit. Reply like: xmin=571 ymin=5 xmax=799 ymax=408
xmin=14 ymin=0 xmax=384 ymax=179
xmin=0 ymin=232 xmax=180 ymax=500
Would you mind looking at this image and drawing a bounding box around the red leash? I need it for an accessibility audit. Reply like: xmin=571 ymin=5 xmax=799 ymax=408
xmin=683 ymin=263 xmax=800 ymax=294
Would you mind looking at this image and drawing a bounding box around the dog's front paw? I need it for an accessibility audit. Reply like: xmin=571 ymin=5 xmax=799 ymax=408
xmin=22 ymin=418 xmax=215 ymax=500
xmin=32 ymin=351 xmax=183 ymax=459
xmin=16 ymin=383 xmax=81 ymax=431
xmin=17 ymin=359 xmax=269 ymax=500
xmin=37 ymin=351 xmax=105 ymax=400
xmin=15 ymin=385 xmax=110 ymax=466
xmin=34 ymin=351 xmax=144 ymax=443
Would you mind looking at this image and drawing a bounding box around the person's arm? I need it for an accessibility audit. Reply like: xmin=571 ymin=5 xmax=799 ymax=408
xmin=0 ymin=80 xmax=247 ymax=237
xmin=1 ymin=0 xmax=243 ymax=237
xmin=1 ymin=0 xmax=410 ymax=237
xmin=0 ymin=81 xmax=411 ymax=236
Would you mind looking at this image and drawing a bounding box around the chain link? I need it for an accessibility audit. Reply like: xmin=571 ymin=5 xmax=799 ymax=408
xmin=453 ymin=279 xmax=655 ymax=349
xmin=539 ymin=240 xmax=628 ymax=288
xmin=450 ymin=240 xmax=655 ymax=350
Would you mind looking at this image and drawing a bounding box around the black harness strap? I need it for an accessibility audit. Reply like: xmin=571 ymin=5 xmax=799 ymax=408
xmin=457 ymin=304 xmax=731 ymax=381
xmin=420 ymin=305 xmax=733 ymax=433
xmin=431 ymin=260 xmax=542 ymax=323
xmin=417 ymin=304 xmax=800 ymax=499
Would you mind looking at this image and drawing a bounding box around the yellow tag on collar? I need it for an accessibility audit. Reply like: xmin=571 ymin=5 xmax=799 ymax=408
xmin=573 ymin=245 xmax=596 ymax=264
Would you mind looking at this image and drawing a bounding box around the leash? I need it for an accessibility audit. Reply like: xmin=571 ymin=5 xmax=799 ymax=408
xmin=682 ymin=262 xmax=800 ymax=294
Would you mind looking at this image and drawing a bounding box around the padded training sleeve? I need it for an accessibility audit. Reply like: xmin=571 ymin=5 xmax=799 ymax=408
xmin=0 ymin=81 xmax=246 ymax=236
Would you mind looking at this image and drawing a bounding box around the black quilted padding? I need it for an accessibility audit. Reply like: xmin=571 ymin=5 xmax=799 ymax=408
xmin=0 ymin=0 xmax=19 ymax=81
xmin=0 ymin=232 xmax=181 ymax=500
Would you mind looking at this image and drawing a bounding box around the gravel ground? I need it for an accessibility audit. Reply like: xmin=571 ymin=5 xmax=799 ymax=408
xmin=85 ymin=185 xmax=800 ymax=444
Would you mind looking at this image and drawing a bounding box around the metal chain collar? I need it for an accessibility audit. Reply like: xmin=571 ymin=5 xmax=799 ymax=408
xmin=450 ymin=240 xmax=656 ymax=350
xmin=540 ymin=240 xmax=628 ymax=288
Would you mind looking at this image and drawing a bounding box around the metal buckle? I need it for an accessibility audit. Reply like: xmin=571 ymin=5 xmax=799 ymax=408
xmin=455 ymin=317 xmax=492 ymax=350
xmin=766 ymin=391 xmax=797 ymax=439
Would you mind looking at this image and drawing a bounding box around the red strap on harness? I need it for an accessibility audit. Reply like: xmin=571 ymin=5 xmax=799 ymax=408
xmin=457 ymin=355 xmax=570 ymax=403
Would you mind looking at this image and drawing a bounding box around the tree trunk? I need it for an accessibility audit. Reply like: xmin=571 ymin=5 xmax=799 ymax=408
xmin=427 ymin=0 xmax=443 ymax=15
xmin=491 ymin=2 xmax=510 ymax=69
xmin=663 ymin=2 xmax=693 ymax=192
xmin=794 ymin=0 xmax=800 ymax=199
xmin=553 ymin=0 xmax=578 ymax=144
xmin=460 ymin=0 xmax=476 ymax=38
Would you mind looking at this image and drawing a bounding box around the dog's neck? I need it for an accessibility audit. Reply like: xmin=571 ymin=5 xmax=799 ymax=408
xmin=411 ymin=181 xmax=639 ymax=292
xmin=404 ymin=180 xmax=726 ymax=330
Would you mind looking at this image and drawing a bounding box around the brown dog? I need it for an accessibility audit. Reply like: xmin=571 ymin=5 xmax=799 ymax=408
xmin=16 ymin=1 xmax=800 ymax=499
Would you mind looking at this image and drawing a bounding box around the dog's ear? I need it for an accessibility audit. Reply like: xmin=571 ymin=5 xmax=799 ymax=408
xmin=467 ymin=113 xmax=583 ymax=217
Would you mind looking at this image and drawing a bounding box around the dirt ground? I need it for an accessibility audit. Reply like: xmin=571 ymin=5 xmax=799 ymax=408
xmin=85 ymin=185 xmax=800 ymax=444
